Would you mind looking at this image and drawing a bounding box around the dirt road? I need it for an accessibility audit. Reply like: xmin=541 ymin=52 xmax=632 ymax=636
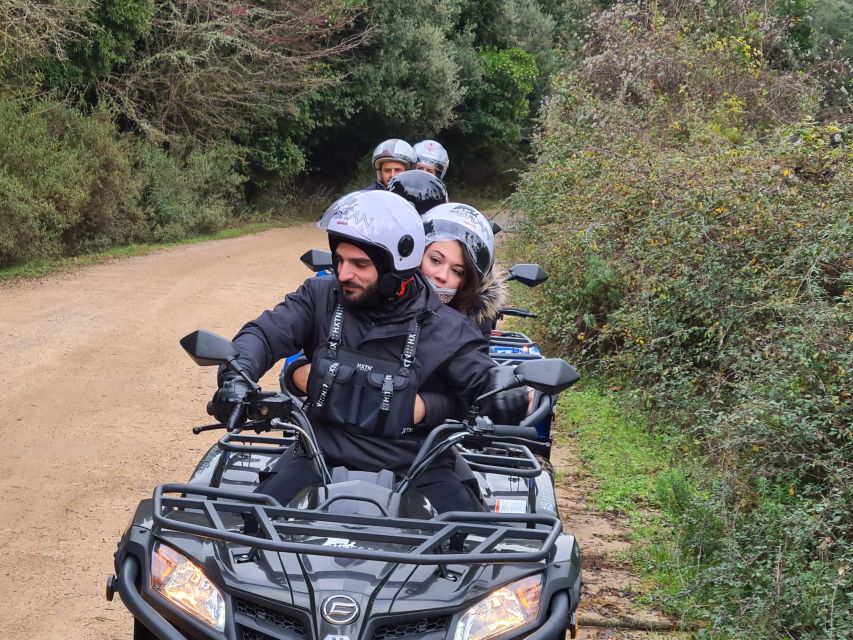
xmin=0 ymin=226 xmax=326 ymax=639
xmin=0 ymin=225 xmax=677 ymax=639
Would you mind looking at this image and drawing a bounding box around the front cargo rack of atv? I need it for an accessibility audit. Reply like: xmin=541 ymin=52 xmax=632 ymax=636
xmin=153 ymin=483 xmax=561 ymax=565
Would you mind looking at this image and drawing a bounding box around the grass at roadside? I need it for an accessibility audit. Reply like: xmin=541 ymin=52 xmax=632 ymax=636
xmin=556 ymin=383 xmax=688 ymax=605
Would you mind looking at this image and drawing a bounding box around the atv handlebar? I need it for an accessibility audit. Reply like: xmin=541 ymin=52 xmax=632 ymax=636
xmin=491 ymin=424 xmax=541 ymax=440
xmin=500 ymin=306 xmax=537 ymax=319
xmin=194 ymin=390 xmax=294 ymax=434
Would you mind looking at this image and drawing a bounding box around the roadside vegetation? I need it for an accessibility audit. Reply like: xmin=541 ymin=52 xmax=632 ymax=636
xmin=509 ymin=2 xmax=852 ymax=638
xmin=555 ymin=384 xmax=686 ymax=611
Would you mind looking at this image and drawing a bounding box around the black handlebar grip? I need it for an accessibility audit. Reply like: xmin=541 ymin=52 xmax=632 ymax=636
xmin=491 ymin=424 xmax=541 ymax=440
xmin=226 ymin=403 xmax=242 ymax=432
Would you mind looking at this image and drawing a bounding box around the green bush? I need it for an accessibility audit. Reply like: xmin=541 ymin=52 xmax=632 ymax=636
xmin=0 ymin=98 xmax=247 ymax=266
xmin=458 ymin=47 xmax=538 ymax=145
xmin=0 ymin=172 xmax=65 ymax=266
xmin=457 ymin=0 xmax=556 ymax=103
xmin=509 ymin=4 xmax=852 ymax=637
xmin=0 ymin=99 xmax=95 ymax=265
xmin=322 ymin=0 xmax=467 ymax=144
xmin=136 ymin=140 xmax=246 ymax=243
xmin=54 ymin=106 xmax=147 ymax=252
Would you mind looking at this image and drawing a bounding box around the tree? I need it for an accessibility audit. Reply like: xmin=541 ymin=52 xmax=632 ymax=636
xmin=104 ymin=0 xmax=367 ymax=140
xmin=0 ymin=0 xmax=94 ymax=92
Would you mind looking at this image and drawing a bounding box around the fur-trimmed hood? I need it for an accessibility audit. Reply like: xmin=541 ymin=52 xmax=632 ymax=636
xmin=469 ymin=267 xmax=508 ymax=330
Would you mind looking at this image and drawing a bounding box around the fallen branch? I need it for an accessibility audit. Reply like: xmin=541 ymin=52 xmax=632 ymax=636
xmin=577 ymin=614 xmax=699 ymax=632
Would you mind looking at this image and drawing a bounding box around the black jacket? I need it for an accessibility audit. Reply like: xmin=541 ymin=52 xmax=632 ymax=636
xmin=224 ymin=274 xmax=494 ymax=426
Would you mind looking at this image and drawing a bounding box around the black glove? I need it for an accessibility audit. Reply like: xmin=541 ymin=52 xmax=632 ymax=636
xmin=209 ymin=377 xmax=251 ymax=424
xmin=479 ymin=366 xmax=529 ymax=426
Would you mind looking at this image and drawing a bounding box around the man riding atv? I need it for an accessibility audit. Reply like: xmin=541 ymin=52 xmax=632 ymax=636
xmin=211 ymin=190 xmax=527 ymax=513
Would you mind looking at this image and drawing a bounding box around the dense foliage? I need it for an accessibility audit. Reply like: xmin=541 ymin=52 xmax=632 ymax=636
xmin=0 ymin=99 xmax=245 ymax=267
xmin=2 ymin=1 xmax=852 ymax=635
xmin=0 ymin=0 xmax=565 ymax=266
xmin=303 ymin=0 xmax=559 ymax=181
xmin=510 ymin=3 xmax=851 ymax=638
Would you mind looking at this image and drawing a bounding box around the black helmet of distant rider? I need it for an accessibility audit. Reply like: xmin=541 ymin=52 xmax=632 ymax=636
xmin=386 ymin=169 xmax=449 ymax=215
xmin=319 ymin=191 xmax=425 ymax=302
xmin=371 ymin=139 xmax=416 ymax=188
xmin=421 ymin=202 xmax=505 ymax=331
xmin=413 ymin=140 xmax=449 ymax=179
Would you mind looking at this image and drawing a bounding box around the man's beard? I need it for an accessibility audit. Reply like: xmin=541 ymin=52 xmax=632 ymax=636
xmin=340 ymin=281 xmax=382 ymax=310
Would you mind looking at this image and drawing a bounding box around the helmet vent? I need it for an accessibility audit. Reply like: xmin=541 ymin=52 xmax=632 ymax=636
xmin=398 ymin=235 xmax=414 ymax=258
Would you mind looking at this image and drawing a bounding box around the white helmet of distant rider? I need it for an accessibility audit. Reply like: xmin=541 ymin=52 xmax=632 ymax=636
xmin=371 ymin=139 xmax=416 ymax=187
xmin=413 ymin=140 xmax=449 ymax=180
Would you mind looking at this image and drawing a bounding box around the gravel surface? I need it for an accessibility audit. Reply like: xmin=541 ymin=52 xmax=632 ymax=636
xmin=0 ymin=226 xmax=324 ymax=639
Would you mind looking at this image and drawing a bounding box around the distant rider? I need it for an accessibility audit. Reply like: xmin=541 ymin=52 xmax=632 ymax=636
xmin=413 ymin=140 xmax=450 ymax=179
xmin=364 ymin=139 xmax=416 ymax=190
xmin=386 ymin=169 xmax=449 ymax=214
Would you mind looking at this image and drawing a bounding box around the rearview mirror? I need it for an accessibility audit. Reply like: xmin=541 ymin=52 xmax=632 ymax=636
xmin=515 ymin=359 xmax=579 ymax=395
xmin=300 ymin=249 xmax=333 ymax=273
xmin=180 ymin=330 xmax=239 ymax=367
xmin=507 ymin=264 xmax=548 ymax=287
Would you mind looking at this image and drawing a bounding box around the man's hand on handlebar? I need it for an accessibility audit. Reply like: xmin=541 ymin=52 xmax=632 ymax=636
xmin=209 ymin=377 xmax=251 ymax=424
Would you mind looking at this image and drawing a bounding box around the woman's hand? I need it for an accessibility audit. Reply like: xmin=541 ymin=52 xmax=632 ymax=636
xmin=292 ymin=363 xmax=311 ymax=394
xmin=414 ymin=394 xmax=426 ymax=424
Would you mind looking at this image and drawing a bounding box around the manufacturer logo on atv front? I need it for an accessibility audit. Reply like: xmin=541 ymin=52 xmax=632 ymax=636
xmin=322 ymin=595 xmax=360 ymax=625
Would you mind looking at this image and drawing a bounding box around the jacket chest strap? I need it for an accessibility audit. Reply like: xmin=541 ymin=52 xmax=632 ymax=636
xmin=312 ymin=361 xmax=340 ymax=410
xmin=326 ymin=303 xmax=420 ymax=372
xmin=327 ymin=304 xmax=345 ymax=359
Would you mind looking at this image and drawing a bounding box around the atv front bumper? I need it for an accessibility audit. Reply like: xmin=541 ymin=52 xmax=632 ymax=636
xmin=110 ymin=554 xmax=574 ymax=640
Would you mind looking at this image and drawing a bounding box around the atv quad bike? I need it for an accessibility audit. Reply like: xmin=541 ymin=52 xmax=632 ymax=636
xmin=106 ymin=330 xmax=582 ymax=640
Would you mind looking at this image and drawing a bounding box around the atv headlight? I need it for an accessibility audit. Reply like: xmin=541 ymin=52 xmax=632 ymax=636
xmin=150 ymin=542 xmax=226 ymax=632
xmin=454 ymin=574 xmax=543 ymax=640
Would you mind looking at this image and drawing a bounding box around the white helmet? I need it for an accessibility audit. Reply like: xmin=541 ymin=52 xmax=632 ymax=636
xmin=413 ymin=140 xmax=450 ymax=179
xmin=318 ymin=191 xmax=425 ymax=274
xmin=422 ymin=203 xmax=495 ymax=276
xmin=371 ymin=139 xmax=416 ymax=170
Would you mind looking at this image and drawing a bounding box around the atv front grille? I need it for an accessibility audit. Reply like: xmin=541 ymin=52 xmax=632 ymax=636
xmin=241 ymin=630 xmax=277 ymax=640
xmin=373 ymin=616 xmax=450 ymax=640
xmin=234 ymin=597 xmax=306 ymax=638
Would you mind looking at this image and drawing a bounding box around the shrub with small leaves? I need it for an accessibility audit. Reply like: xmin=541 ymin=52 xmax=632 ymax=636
xmin=510 ymin=3 xmax=852 ymax=638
